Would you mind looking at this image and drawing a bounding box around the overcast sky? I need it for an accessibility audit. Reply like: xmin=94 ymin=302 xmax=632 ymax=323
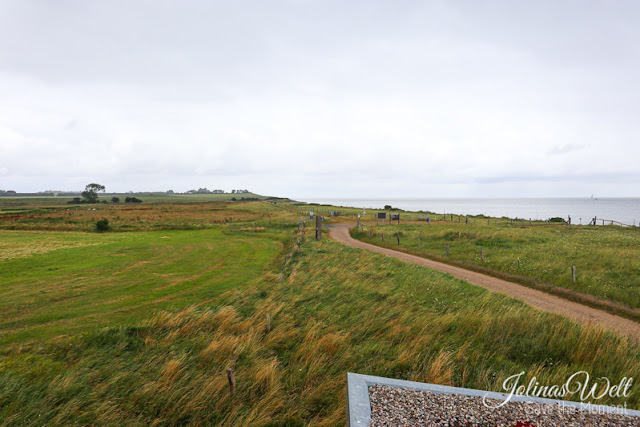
xmin=1 ymin=1 xmax=639 ymax=198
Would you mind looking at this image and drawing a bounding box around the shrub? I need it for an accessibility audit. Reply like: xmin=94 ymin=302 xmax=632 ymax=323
xmin=96 ymin=219 xmax=111 ymax=232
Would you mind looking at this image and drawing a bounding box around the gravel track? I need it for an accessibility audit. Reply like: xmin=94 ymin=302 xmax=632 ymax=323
xmin=328 ymin=223 xmax=640 ymax=344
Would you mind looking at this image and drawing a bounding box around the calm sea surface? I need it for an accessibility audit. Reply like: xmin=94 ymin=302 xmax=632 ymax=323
xmin=299 ymin=198 xmax=640 ymax=226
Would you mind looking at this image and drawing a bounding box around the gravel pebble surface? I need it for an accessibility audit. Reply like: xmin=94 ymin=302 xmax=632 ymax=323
xmin=369 ymin=385 xmax=640 ymax=426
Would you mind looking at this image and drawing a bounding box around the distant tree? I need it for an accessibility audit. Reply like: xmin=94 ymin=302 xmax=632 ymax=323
xmin=167 ymin=190 xmax=174 ymax=194
xmin=68 ymin=197 xmax=83 ymax=204
xmin=231 ymin=190 xmax=236 ymax=194
xmin=82 ymin=183 xmax=105 ymax=203
xmin=111 ymin=197 xmax=120 ymax=203
xmin=125 ymin=196 xmax=143 ymax=203
xmin=384 ymin=205 xmax=392 ymax=210
xmin=231 ymin=197 xmax=237 ymax=201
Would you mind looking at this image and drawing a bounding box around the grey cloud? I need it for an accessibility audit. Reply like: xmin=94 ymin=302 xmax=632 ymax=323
xmin=548 ymin=143 xmax=587 ymax=155
xmin=475 ymin=171 xmax=640 ymax=185
xmin=1 ymin=1 xmax=639 ymax=197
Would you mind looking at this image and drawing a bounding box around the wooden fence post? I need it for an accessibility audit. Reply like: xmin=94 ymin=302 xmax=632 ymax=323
xmin=382 ymin=232 xmax=384 ymax=242
xmin=368 ymin=230 xmax=371 ymax=238
xmin=446 ymin=243 xmax=450 ymax=256
xmin=315 ymin=215 xmax=322 ymax=241
xmin=396 ymin=233 xmax=400 ymax=245
xmin=481 ymin=248 xmax=485 ymax=262
xmin=227 ymin=355 xmax=237 ymax=394
xmin=418 ymin=236 xmax=421 ymax=249
xmin=572 ymin=265 xmax=576 ymax=283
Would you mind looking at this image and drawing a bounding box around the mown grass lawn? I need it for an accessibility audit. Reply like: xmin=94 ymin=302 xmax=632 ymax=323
xmin=0 ymin=228 xmax=281 ymax=345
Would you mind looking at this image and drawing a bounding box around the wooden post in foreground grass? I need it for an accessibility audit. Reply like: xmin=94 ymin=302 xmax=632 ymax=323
xmin=572 ymin=265 xmax=576 ymax=283
xmin=396 ymin=233 xmax=400 ymax=245
xmin=418 ymin=236 xmax=421 ymax=249
xmin=368 ymin=229 xmax=371 ymax=238
xmin=481 ymin=248 xmax=485 ymax=262
xmin=382 ymin=232 xmax=384 ymax=242
xmin=227 ymin=354 xmax=237 ymax=394
xmin=446 ymin=243 xmax=450 ymax=256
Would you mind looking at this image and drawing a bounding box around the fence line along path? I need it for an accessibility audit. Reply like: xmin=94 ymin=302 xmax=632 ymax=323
xmin=327 ymin=223 xmax=640 ymax=344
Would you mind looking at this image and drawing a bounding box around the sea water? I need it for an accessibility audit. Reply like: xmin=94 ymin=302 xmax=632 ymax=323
xmin=300 ymin=198 xmax=640 ymax=226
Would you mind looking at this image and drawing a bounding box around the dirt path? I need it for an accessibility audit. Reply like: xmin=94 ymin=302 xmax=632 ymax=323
xmin=328 ymin=223 xmax=640 ymax=344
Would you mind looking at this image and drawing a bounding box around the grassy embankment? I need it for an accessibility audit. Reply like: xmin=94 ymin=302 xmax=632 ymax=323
xmin=1 ymin=199 xmax=640 ymax=425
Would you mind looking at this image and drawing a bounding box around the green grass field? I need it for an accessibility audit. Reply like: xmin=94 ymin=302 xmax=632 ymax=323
xmin=1 ymin=198 xmax=640 ymax=425
xmin=349 ymin=221 xmax=640 ymax=314
xmin=0 ymin=229 xmax=281 ymax=345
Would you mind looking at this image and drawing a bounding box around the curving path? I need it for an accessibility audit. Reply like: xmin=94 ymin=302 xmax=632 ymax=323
xmin=328 ymin=223 xmax=640 ymax=344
